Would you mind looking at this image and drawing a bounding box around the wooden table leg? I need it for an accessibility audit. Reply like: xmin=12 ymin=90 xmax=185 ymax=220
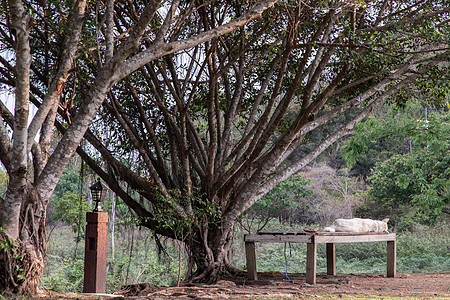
xmin=245 ymin=241 xmax=258 ymax=280
xmin=306 ymin=238 xmax=317 ymax=284
xmin=387 ymin=240 xmax=396 ymax=277
xmin=326 ymin=243 xmax=336 ymax=276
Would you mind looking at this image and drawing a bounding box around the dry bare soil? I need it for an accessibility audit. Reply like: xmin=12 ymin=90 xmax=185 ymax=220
xmin=38 ymin=272 xmax=450 ymax=299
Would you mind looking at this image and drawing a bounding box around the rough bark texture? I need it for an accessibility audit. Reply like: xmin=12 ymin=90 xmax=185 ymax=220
xmin=0 ymin=182 xmax=46 ymax=294
xmin=186 ymin=224 xmax=237 ymax=283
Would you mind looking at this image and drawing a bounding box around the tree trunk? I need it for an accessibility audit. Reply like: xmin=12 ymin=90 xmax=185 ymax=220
xmin=0 ymin=181 xmax=46 ymax=294
xmin=187 ymin=221 xmax=239 ymax=283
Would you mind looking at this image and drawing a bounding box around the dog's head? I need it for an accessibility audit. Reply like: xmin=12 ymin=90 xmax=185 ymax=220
xmin=380 ymin=218 xmax=389 ymax=232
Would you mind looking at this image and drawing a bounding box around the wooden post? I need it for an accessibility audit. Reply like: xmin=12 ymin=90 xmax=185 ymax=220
xmin=326 ymin=243 xmax=336 ymax=275
xmin=387 ymin=240 xmax=396 ymax=277
xmin=245 ymin=241 xmax=258 ymax=280
xmin=83 ymin=212 xmax=108 ymax=293
xmin=306 ymin=236 xmax=317 ymax=284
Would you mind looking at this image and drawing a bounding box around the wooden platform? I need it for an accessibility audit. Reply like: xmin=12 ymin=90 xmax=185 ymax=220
xmin=244 ymin=231 xmax=396 ymax=284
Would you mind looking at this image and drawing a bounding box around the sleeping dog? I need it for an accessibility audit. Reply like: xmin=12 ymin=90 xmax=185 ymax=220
xmin=322 ymin=218 xmax=389 ymax=233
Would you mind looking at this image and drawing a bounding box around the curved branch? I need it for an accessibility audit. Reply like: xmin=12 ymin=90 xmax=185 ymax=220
xmin=26 ymin=0 xmax=87 ymax=153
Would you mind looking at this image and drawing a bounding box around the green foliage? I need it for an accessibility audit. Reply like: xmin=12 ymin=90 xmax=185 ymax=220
xmin=0 ymin=226 xmax=15 ymax=253
xmin=53 ymin=191 xmax=90 ymax=238
xmin=0 ymin=171 xmax=7 ymax=197
xmin=0 ymin=226 xmax=25 ymax=282
xmin=52 ymin=168 xmax=80 ymax=200
xmin=341 ymin=100 xmax=449 ymax=229
xmin=341 ymin=104 xmax=422 ymax=174
xmin=366 ymin=112 xmax=449 ymax=227
xmin=414 ymin=66 xmax=450 ymax=108
xmin=43 ymin=255 xmax=85 ymax=293
xmin=242 ymin=175 xmax=312 ymax=231
xmin=342 ymin=94 xmax=449 ymax=177
xmin=42 ymin=226 xmax=183 ymax=293
xmin=367 ymin=148 xmax=449 ymax=226
xmin=342 ymin=115 xmax=410 ymax=171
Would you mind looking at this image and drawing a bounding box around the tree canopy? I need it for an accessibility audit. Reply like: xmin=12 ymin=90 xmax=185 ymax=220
xmin=70 ymin=0 xmax=449 ymax=282
xmin=0 ymin=0 xmax=449 ymax=292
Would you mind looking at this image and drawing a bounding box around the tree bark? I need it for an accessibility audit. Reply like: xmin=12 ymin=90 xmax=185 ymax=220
xmin=187 ymin=221 xmax=238 ymax=283
xmin=0 ymin=181 xmax=46 ymax=294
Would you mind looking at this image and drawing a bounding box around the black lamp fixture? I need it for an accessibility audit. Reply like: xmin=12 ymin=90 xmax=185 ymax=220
xmin=89 ymin=179 xmax=104 ymax=212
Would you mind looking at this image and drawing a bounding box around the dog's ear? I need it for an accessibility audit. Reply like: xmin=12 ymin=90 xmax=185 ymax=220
xmin=382 ymin=218 xmax=389 ymax=223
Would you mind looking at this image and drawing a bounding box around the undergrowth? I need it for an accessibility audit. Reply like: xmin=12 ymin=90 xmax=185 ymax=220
xmin=41 ymin=226 xmax=184 ymax=293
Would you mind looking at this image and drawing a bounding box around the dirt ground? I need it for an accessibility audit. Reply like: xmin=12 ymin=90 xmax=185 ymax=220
xmin=37 ymin=272 xmax=450 ymax=299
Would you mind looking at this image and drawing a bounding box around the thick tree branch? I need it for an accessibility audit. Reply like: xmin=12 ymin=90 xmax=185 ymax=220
xmin=26 ymin=0 xmax=87 ymax=154
xmin=3 ymin=0 xmax=32 ymax=239
xmin=105 ymin=0 xmax=115 ymax=62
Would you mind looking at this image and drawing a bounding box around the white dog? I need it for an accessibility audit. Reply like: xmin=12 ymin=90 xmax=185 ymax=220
xmin=322 ymin=218 xmax=389 ymax=233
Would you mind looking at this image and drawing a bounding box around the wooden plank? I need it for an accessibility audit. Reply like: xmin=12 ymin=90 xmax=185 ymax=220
xmin=245 ymin=234 xmax=310 ymax=243
xmin=326 ymin=243 xmax=336 ymax=275
xmin=315 ymin=233 xmax=396 ymax=244
xmin=256 ymin=232 xmax=309 ymax=236
xmin=257 ymin=231 xmax=393 ymax=236
xmin=245 ymin=242 xmax=258 ymax=280
xmin=306 ymin=237 xmax=317 ymax=284
xmin=387 ymin=240 xmax=396 ymax=278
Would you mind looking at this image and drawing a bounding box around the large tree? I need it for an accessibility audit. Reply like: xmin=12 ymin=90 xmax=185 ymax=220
xmin=0 ymin=0 xmax=277 ymax=293
xmin=72 ymin=0 xmax=449 ymax=283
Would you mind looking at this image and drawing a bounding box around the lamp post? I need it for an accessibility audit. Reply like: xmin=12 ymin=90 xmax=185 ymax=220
xmin=83 ymin=179 xmax=108 ymax=293
xmin=90 ymin=180 xmax=104 ymax=212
